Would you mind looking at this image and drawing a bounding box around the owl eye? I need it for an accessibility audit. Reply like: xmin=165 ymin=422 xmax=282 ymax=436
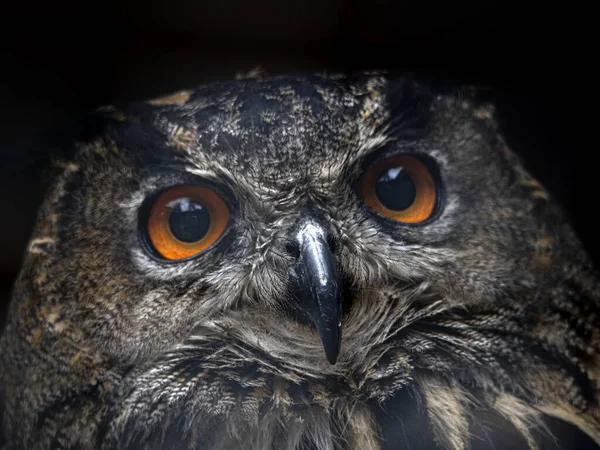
xmin=358 ymin=154 xmax=437 ymax=223
xmin=145 ymin=185 xmax=230 ymax=260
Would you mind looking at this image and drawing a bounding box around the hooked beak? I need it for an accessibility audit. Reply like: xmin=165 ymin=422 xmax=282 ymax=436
xmin=291 ymin=221 xmax=342 ymax=365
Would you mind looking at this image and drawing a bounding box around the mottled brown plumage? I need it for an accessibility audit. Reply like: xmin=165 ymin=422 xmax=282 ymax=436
xmin=1 ymin=71 xmax=600 ymax=449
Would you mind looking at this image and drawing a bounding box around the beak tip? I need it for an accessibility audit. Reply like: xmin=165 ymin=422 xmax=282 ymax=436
xmin=320 ymin=325 xmax=341 ymax=365
xmin=325 ymin=351 xmax=339 ymax=365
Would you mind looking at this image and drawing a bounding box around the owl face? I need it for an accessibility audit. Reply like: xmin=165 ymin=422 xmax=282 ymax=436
xmin=31 ymin=73 xmax=548 ymax=373
xmin=3 ymin=72 xmax=592 ymax=449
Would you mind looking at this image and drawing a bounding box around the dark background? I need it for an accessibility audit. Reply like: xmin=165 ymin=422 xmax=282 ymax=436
xmin=0 ymin=1 xmax=595 ymax=447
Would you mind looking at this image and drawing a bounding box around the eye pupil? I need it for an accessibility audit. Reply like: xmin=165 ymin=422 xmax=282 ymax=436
xmin=167 ymin=198 xmax=211 ymax=243
xmin=375 ymin=166 xmax=416 ymax=211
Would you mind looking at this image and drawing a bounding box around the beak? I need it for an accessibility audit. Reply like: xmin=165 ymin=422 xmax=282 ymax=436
xmin=291 ymin=221 xmax=342 ymax=365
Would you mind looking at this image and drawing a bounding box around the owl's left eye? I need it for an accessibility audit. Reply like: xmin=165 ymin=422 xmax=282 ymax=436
xmin=144 ymin=185 xmax=230 ymax=260
xmin=357 ymin=154 xmax=438 ymax=223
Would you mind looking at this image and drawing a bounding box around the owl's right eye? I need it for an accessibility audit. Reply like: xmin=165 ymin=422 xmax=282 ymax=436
xmin=144 ymin=185 xmax=230 ymax=260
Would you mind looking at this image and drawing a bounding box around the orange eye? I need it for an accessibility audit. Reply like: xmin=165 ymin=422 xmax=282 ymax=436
xmin=146 ymin=185 xmax=230 ymax=260
xmin=358 ymin=154 xmax=437 ymax=223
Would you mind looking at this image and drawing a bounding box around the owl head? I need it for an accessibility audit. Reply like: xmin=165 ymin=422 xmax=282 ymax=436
xmin=1 ymin=72 xmax=598 ymax=449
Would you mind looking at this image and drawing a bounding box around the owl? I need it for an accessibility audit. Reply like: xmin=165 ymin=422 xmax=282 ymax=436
xmin=1 ymin=71 xmax=600 ymax=450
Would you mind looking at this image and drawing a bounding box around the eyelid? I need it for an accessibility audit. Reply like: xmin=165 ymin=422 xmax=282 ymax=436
xmin=360 ymin=145 xmax=431 ymax=170
xmin=143 ymin=172 xmax=238 ymax=212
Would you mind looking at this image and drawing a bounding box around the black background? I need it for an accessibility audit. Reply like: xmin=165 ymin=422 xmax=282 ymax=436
xmin=0 ymin=1 xmax=595 ymax=446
